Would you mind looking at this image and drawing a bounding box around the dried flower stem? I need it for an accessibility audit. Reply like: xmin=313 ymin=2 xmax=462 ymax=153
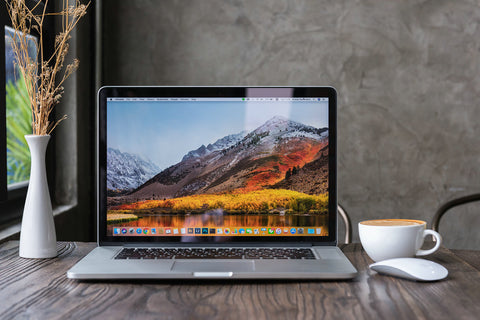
xmin=5 ymin=0 xmax=89 ymax=135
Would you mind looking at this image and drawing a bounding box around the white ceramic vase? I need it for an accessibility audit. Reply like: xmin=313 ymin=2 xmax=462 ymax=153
xmin=19 ymin=134 xmax=57 ymax=258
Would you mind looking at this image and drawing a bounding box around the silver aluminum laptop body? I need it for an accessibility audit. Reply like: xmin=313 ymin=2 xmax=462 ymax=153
xmin=67 ymin=86 xmax=357 ymax=280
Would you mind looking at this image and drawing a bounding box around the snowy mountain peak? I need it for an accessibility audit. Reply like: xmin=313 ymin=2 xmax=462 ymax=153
xmin=264 ymin=115 xmax=289 ymax=126
xmin=107 ymin=148 xmax=160 ymax=192
xmin=182 ymin=117 xmax=327 ymax=164
xmin=254 ymin=116 xmax=291 ymax=134
xmin=252 ymin=116 xmax=326 ymax=140
xmin=182 ymin=131 xmax=247 ymax=161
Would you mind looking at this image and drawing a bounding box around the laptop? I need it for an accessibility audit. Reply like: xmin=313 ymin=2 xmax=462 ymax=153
xmin=67 ymin=86 xmax=357 ymax=279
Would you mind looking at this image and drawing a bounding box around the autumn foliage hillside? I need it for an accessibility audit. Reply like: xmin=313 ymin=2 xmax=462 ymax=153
xmin=112 ymin=189 xmax=328 ymax=215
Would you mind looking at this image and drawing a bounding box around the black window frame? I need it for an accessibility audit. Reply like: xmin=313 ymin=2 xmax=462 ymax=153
xmin=0 ymin=0 xmax=7 ymax=202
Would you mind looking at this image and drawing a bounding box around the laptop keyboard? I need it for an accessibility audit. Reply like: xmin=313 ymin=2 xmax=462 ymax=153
xmin=114 ymin=248 xmax=316 ymax=260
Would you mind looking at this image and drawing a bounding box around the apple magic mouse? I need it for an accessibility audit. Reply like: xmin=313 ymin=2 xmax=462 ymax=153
xmin=369 ymin=258 xmax=448 ymax=281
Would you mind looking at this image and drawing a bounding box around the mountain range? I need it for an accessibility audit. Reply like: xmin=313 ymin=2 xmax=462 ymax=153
xmin=107 ymin=148 xmax=160 ymax=194
xmin=182 ymin=131 xmax=247 ymax=161
xmin=125 ymin=116 xmax=329 ymax=200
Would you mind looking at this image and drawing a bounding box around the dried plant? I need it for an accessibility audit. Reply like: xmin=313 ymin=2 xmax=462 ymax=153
xmin=6 ymin=0 xmax=89 ymax=135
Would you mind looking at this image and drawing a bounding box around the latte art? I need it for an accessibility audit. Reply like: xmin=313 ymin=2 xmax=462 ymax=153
xmin=360 ymin=219 xmax=424 ymax=227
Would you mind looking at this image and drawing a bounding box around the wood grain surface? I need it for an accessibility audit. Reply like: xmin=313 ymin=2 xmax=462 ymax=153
xmin=0 ymin=241 xmax=479 ymax=320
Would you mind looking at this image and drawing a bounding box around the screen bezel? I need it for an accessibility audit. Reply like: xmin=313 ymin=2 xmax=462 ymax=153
xmin=98 ymin=86 xmax=337 ymax=246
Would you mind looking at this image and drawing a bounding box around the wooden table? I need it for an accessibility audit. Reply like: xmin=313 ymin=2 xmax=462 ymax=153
xmin=1 ymin=241 xmax=479 ymax=320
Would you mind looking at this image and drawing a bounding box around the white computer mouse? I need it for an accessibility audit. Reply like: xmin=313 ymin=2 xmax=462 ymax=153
xmin=369 ymin=258 xmax=448 ymax=281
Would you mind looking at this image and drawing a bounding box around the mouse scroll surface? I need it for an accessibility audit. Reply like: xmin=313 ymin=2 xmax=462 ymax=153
xmin=369 ymin=258 xmax=448 ymax=281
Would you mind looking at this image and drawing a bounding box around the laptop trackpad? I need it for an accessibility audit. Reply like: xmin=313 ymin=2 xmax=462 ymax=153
xmin=172 ymin=261 xmax=254 ymax=273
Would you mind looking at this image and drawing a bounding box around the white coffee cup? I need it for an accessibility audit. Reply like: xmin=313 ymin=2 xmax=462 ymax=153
xmin=358 ymin=219 xmax=442 ymax=262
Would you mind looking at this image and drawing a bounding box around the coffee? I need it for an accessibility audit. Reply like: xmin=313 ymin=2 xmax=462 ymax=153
xmin=358 ymin=218 xmax=441 ymax=262
xmin=360 ymin=219 xmax=424 ymax=227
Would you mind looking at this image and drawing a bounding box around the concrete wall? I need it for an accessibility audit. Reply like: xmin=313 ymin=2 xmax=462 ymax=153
xmin=100 ymin=0 xmax=480 ymax=249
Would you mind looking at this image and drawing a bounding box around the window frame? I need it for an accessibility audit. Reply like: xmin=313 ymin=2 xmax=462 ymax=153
xmin=0 ymin=0 xmax=7 ymax=202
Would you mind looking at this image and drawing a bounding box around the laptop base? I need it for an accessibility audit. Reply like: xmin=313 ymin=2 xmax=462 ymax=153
xmin=67 ymin=246 xmax=357 ymax=280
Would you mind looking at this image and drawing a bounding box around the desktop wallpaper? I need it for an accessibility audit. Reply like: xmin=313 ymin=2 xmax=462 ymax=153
xmin=106 ymin=99 xmax=330 ymax=238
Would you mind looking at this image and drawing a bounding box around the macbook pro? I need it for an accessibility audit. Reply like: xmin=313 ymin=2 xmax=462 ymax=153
xmin=67 ymin=86 xmax=357 ymax=279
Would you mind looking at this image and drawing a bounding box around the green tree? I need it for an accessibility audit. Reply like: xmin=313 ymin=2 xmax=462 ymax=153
xmin=285 ymin=168 xmax=292 ymax=179
xmin=292 ymin=166 xmax=298 ymax=175
xmin=6 ymin=78 xmax=32 ymax=185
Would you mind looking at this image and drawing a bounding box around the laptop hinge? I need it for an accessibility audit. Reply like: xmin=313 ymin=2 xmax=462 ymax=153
xmin=122 ymin=242 xmax=314 ymax=248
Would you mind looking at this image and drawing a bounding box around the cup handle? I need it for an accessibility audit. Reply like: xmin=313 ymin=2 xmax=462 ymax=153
xmin=416 ymin=229 xmax=442 ymax=256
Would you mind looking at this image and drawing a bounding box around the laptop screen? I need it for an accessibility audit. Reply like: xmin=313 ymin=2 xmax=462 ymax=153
xmin=98 ymin=87 xmax=337 ymax=244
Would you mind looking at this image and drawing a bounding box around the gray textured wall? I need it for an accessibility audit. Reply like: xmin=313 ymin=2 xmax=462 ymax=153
xmin=100 ymin=0 xmax=480 ymax=249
